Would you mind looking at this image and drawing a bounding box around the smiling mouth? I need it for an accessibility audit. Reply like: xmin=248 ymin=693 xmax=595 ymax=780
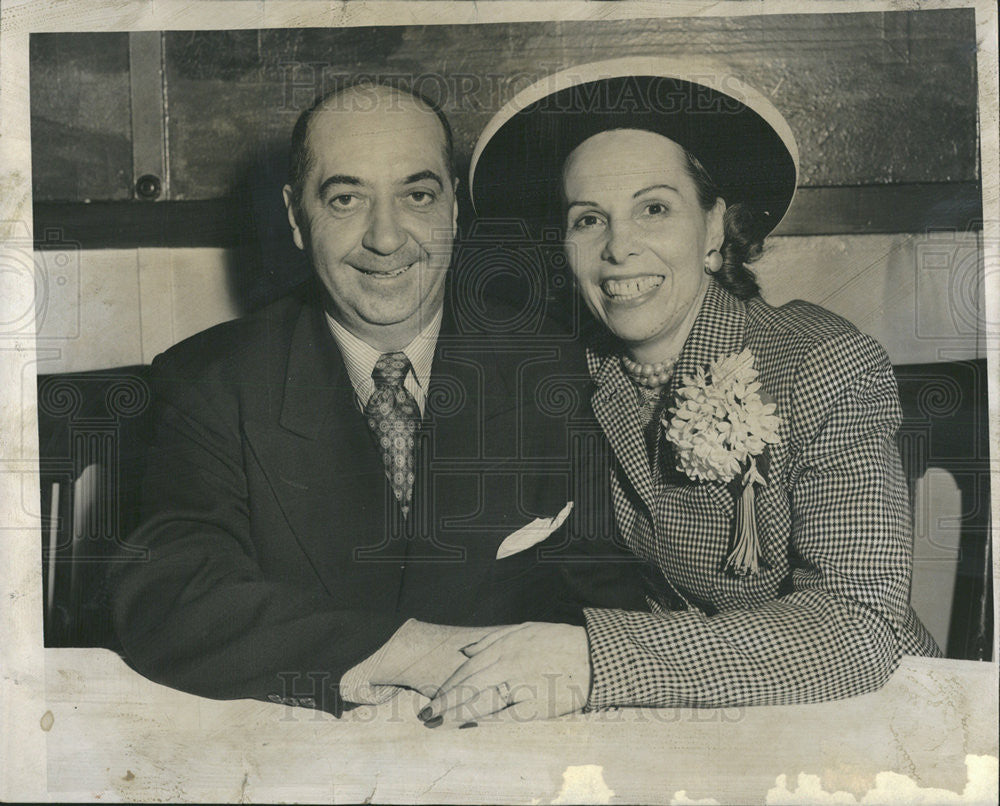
xmin=355 ymin=262 xmax=415 ymax=279
xmin=601 ymin=275 xmax=664 ymax=300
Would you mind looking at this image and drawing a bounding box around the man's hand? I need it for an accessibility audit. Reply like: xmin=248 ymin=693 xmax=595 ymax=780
xmin=418 ymin=622 xmax=591 ymax=726
xmin=368 ymin=620 xmax=517 ymax=699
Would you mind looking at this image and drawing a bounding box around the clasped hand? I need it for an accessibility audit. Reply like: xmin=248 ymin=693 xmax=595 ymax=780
xmin=371 ymin=620 xmax=591 ymax=726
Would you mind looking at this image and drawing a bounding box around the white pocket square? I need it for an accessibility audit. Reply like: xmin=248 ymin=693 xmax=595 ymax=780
xmin=496 ymin=501 xmax=574 ymax=560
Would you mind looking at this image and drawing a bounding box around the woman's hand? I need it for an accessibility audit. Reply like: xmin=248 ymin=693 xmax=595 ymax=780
xmin=419 ymin=622 xmax=591 ymax=727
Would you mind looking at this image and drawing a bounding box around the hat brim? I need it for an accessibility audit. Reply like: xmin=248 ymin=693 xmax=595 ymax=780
xmin=470 ymin=58 xmax=799 ymax=237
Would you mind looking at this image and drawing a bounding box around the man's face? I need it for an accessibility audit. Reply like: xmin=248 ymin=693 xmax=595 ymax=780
xmin=284 ymin=89 xmax=457 ymax=350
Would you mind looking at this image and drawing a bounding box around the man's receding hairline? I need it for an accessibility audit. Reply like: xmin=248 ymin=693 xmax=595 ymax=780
xmin=315 ymin=83 xmax=439 ymax=115
xmin=307 ymin=85 xmax=448 ymax=147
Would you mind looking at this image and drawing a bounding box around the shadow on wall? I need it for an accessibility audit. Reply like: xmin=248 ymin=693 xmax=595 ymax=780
xmin=222 ymin=141 xmax=313 ymax=315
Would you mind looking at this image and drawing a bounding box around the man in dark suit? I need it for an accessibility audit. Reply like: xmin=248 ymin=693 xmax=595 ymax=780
xmin=112 ymin=82 xmax=644 ymax=715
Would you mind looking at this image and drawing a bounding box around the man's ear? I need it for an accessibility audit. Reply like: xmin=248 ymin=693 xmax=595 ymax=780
xmin=451 ymin=176 xmax=460 ymax=233
xmin=282 ymin=184 xmax=305 ymax=251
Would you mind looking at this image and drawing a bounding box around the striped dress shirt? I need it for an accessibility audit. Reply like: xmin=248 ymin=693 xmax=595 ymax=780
xmin=325 ymin=306 xmax=442 ymax=414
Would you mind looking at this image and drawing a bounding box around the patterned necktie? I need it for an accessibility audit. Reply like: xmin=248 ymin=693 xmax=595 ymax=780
xmin=364 ymin=352 xmax=420 ymax=517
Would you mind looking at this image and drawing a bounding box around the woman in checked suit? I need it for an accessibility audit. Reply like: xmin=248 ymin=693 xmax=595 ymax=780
xmin=416 ymin=58 xmax=941 ymax=726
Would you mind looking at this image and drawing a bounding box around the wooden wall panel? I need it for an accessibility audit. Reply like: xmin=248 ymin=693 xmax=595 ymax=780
xmin=29 ymin=10 xmax=979 ymax=206
xmin=161 ymin=12 xmax=979 ymax=200
xmin=29 ymin=33 xmax=131 ymax=202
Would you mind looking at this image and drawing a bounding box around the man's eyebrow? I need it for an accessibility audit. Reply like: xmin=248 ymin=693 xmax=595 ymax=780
xmin=633 ymin=183 xmax=678 ymax=198
xmin=402 ymin=170 xmax=444 ymax=189
xmin=318 ymin=175 xmax=363 ymax=196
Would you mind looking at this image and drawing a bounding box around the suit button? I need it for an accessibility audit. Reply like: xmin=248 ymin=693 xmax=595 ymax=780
xmin=267 ymin=694 xmax=282 ymax=703
xmin=300 ymin=697 xmax=316 ymax=708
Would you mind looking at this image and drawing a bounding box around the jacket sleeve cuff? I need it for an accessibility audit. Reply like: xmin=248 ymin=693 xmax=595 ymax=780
xmin=337 ymin=618 xmax=415 ymax=705
xmin=583 ymin=607 xmax=642 ymax=710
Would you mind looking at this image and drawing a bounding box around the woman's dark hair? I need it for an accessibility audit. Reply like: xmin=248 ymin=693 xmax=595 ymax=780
xmin=682 ymin=150 xmax=764 ymax=300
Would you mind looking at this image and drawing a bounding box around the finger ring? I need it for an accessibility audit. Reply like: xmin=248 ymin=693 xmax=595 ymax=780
xmin=496 ymin=681 xmax=513 ymax=705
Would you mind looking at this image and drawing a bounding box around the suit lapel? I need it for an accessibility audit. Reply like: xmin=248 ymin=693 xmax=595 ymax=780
xmin=427 ymin=305 xmax=518 ymax=459
xmin=589 ymin=345 xmax=657 ymax=512
xmin=243 ymin=300 xmax=400 ymax=599
xmin=279 ymin=297 xmax=354 ymax=439
xmin=660 ymin=281 xmax=749 ymax=488
xmin=413 ymin=307 xmax=519 ymax=548
xmin=668 ymin=281 xmax=748 ymax=401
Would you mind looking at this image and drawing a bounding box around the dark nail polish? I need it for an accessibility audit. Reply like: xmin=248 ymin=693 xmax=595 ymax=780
xmin=459 ymin=722 xmax=477 ymax=729
xmin=423 ymin=715 xmax=443 ymax=729
xmin=417 ymin=706 xmax=432 ymax=722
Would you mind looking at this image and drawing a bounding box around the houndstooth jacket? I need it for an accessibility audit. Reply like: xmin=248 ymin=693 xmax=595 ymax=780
xmin=583 ymin=280 xmax=941 ymax=709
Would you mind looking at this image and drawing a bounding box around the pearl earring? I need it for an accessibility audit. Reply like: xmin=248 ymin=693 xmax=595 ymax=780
xmin=703 ymin=249 xmax=723 ymax=275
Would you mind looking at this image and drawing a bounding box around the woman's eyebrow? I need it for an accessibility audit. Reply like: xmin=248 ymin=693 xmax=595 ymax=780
xmin=633 ymin=183 xmax=678 ymax=198
xmin=566 ymin=200 xmax=601 ymax=211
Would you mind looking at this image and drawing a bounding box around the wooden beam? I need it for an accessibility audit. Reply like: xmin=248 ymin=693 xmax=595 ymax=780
xmin=33 ymin=199 xmax=246 ymax=249
xmin=128 ymin=32 xmax=168 ymax=201
xmin=774 ymin=183 xmax=983 ymax=236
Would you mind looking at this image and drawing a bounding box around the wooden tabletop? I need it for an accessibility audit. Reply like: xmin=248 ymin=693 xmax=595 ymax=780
xmin=40 ymin=648 xmax=998 ymax=804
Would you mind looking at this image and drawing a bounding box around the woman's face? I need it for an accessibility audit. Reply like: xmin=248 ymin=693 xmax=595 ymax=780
xmin=562 ymin=129 xmax=725 ymax=362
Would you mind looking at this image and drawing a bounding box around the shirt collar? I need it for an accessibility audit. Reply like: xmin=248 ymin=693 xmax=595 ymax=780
xmin=324 ymin=306 xmax=443 ymax=411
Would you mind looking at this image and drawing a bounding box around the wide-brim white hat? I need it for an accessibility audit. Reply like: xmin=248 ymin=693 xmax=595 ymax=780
xmin=470 ymin=57 xmax=799 ymax=237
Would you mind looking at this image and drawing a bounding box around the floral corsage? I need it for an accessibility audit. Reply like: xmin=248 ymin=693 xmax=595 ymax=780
xmin=664 ymin=348 xmax=782 ymax=576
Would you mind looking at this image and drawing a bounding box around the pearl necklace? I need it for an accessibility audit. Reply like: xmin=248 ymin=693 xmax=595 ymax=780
xmin=621 ymin=353 xmax=678 ymax=389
